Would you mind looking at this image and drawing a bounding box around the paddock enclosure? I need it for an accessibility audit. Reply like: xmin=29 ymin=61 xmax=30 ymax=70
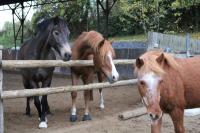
xmin=1 ymin=39 xmax=200 ymax=133
xmin=1 ymin=53 xmax=200 ymax=133
xmin=3 ymin=72 xmax=200 ymax=133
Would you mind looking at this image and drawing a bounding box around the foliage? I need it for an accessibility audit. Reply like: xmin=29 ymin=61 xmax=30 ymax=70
xmin=0 ymin=21 xmax=33 ymax=48
xmin=31 ymin=0 xmax=95 ymax=37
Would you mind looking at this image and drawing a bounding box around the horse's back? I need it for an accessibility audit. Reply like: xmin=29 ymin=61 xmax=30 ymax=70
xmin=19 ymin=37 xmax=56 ymax=60
xmin=18 ymin=38 xmax=32 ymax=60
xmin=177 ymin=56 xmax=200 ymax=78
xmin=177 ymin=56 xmax=200 ymax=108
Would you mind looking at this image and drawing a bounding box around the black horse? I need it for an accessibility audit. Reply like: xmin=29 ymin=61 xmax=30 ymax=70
xmin=18 ymin=17 xmax=71 ymax=128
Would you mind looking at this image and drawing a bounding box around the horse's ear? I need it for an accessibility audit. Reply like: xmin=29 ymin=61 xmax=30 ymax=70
xmin=136 ymin=57 xmax=144 ymax=68
xmin=156 ymin=53 xmax=165 ymax=65
xmin=99 ymin=39 xmax=105 ymax=47
xmin=110 ymin=39 xmax=114 ymax=45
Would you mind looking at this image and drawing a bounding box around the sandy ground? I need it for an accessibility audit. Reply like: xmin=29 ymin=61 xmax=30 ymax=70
xmin=3 ymin=72 xmax=200 ymax=133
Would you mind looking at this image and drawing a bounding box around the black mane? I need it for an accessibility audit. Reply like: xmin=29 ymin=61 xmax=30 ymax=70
xmin=36 ymin=17 xmax=70 ymax=35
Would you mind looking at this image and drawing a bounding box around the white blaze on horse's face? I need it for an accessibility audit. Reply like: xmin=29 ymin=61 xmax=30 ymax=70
xmin=141 ymin=72 xmax=161 ymax=96
xmin=60 ymin=42 xmax=72 ymax=59
xmin=138 ymin=72 xmax=163 ymax=123
xmin=107 ymin=51 xmax=119 ymax=83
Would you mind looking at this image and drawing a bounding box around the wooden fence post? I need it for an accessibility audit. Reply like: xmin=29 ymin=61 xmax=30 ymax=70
xmin=0 ymin=50 xmax=4 ymax=133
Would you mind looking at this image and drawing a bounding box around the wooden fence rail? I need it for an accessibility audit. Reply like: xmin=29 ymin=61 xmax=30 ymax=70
xmin=0 ymin=56 xmax=137 ymax=133
xmin=2 ymin=59 xmax=136 ymax=69
xmin=1 ymin=79 xmax=137 ymax=99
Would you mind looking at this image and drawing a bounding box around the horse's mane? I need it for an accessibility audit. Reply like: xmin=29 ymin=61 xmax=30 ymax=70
xmin=135 ymin=50 xmax=180 ymax=76
xmin=36 ymin=17 xmax=69 ymax=35
xmin=72 ymin=31 xmax=115 ymax=60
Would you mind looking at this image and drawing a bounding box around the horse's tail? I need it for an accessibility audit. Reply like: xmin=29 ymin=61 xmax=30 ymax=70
xmin=90 ymin=90 xmax=93 ymax=101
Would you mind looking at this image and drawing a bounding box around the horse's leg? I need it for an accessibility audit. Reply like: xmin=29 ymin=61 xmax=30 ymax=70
xmin=97 ymin=72 xmax=104 ymax=109
xmin=82 ymin=90 xmax=92 ymax=121
xmin=37 ymin=76 xmax=53 ymax=128
xmin=22 ymin=78 xmax=32 ymax=116
xmin=45 ymin=100 xmax=51 ymax=115
xmin=34 ymin=96 xmax=42 ymax=118
xmin=169 ymin=108 xmax=185 ymax=133
xmin=41 ymin=76 xmax=53 ymax=116
xmin=39 ymin=95 xmax=48 ymax=128
xmin=82 ymin=72 xmax=94 ymax=121
xmin=70 ymin=73 xmax=79 ymax=122
xmin=29 ymin=80 xmax=46 ymax=128
xmin=151 ymin=117 xmax=162 ymax=133
xmin=26 ymin=97 xmax=31 ymax=116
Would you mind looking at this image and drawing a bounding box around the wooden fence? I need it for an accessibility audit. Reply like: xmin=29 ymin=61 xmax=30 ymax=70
xmin=147 ymin=32 xmax=200 ymax=55
xmin=0 ymin=50 xmax=137 ymax=133
xmin=2 ymin=42 xmax=146 ymax=79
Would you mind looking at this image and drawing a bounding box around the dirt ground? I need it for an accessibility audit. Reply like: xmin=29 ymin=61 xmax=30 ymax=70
xmin=3 ymin=72 xmax=200 ymax=133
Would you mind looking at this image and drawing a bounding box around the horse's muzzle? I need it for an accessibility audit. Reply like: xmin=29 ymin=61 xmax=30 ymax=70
xmin=107 ymin=74 xmax=119 ymax=83
xmin=63 ymin=53 xmax=71 ymax=61
xmin=148 ymin=111 xmax=163 ymax=124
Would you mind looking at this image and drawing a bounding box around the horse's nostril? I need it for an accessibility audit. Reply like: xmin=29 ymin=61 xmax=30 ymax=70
xmin=155 ymin=114 xmax=159 ymax=119
xmin=63 ymin=53 xmax=71 ymax=61
xmin=64 ymin=53 xmax=71 ymax=60
xmin=68 ymin=54 xmax=71 ymax=59
xmin=149 ymin=112 xmax=160 ymax=120
xmin=149 ymin=113 xmax=153 ymax=118
xmin=112 ymin=76 xmax=115 ymax=79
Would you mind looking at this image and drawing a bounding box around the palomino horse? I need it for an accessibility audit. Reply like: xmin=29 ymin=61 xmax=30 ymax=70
xmin=70 ymin=31 xmax=119 ymax=122
xmin=135 ymin=50 xmax=200 ymax=133
xmin=18 ymin=17 xmax=71 ymax=128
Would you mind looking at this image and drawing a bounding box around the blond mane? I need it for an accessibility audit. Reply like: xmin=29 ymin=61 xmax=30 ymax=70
xmin=135 ymin=50 xmax=180 ymax=77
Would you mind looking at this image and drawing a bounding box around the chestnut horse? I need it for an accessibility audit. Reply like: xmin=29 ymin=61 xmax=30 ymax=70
xmin=70 ymin=31 xmax=119 ymax=122
xmin=135 ymin=50 xmax=200 ymax=133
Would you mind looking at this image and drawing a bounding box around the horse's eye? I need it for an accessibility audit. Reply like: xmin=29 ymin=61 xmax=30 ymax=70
xmin=139 ymin=81 xmax=145 ymax=86
xmin=54 ymin=31 xmax=59 ymax=36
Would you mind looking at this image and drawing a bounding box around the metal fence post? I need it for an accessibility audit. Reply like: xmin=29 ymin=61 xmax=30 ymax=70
xmin=186 ymin=33 xmax=191 ymax=57
xmin=0 ymin=50 xmax=4 ymax=133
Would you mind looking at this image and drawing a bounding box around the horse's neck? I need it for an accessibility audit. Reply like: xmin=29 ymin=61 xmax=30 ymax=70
xmin=34 ymin=32 xmax=52 ymax=60
xmin=73 ymin=43 xmax=94 ymax=60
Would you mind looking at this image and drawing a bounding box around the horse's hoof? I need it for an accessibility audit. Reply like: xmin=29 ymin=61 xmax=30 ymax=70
xmin=70 ymin=115 xmax=77 ymax=122
xmin=82 ymin=114 xmax=92 ymax=121
xmin=39 ymin=121 xmax=48 ymax=129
